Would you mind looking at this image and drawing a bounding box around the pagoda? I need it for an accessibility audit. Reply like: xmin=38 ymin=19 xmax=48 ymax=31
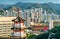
xmin=11 ymin=8 xmax=26 ymax=39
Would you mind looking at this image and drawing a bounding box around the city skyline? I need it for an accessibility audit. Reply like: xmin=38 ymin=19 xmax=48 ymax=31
xmin=0 ymin=0 xmax=60 ymax=5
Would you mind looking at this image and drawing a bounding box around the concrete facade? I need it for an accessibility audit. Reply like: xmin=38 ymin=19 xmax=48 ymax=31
xmin=0 ymin=17 xmax=16 ymax=37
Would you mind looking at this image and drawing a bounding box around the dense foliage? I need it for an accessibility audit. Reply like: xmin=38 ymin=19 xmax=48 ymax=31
xmin=50 ymin=25 xmax=60 ymax=39
xmin=27 ymin=33 xmax=49 ymax=39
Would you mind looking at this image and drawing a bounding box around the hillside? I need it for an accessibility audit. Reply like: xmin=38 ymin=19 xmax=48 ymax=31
xmin=0 ymin=2 xmax=60 ymax=14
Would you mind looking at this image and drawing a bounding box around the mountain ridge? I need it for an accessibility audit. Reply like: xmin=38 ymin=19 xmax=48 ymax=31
xmin=0 ymin=2 xmax=60 ymax=14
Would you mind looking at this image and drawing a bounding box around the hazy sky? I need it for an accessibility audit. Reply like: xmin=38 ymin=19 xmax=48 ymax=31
xmin=0 ymin=0 xmax=60 ymax=5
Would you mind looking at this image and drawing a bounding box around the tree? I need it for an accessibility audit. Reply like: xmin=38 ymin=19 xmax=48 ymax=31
xmin=36 ymin=33 xmax=49 ymax=39
xmin=27 ymin=33 xmax=36 ymax=39
xmin=0 ymin=10 xmax=4 ymax=15
xmin=50 ymin=25 xmax=60 ymax=39
xmin=27 ymin=33 xmax=49 ymax=39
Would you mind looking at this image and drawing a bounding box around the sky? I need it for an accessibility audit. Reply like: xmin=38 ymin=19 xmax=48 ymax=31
xmin=0 ymin=0 xmax=60 ymax=5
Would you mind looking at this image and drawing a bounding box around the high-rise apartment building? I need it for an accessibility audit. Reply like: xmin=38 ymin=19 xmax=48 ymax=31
xmin=0 ymin=17 xmax=16 ymax=37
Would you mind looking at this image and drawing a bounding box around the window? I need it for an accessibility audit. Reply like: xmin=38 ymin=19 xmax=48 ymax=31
xmin=30 ymin=18 xmax=32 ymax=22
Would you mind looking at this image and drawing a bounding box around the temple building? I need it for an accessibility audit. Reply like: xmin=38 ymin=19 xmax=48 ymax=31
xmin=11 ymin=8 xmax=26 ymax=39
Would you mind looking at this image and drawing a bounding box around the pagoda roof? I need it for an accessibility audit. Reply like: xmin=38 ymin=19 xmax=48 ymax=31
xmin=30 ymin=22 xmax=48 ymax=27
xmin=12 ymin=16 xmax=26 ymax=22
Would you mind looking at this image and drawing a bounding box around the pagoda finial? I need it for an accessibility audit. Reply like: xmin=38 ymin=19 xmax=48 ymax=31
xmin=18 ymin=8 xmax=20 ymax=17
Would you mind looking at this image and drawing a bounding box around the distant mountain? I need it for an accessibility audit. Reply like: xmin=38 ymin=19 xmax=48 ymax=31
xmin=0 ymin=4 xmax=11 ymax=10
xmin=44 ymin=2 xmax=60 ymax=14
xmin=0 ymin=2 xmax=60 ymax=14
